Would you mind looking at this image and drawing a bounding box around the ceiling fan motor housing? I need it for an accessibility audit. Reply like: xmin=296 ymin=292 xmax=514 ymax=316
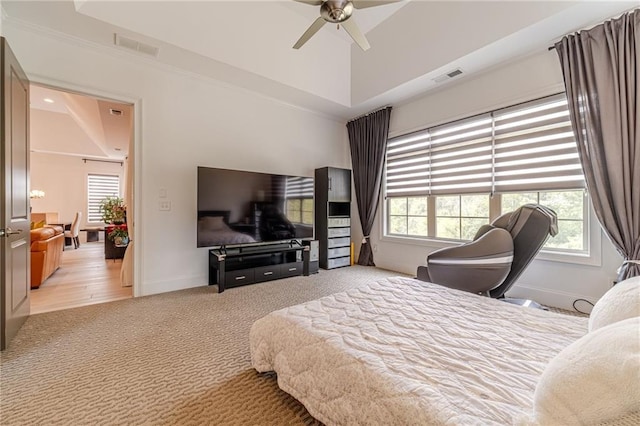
xmin=321 ymin=0 xmax=354 ymax=23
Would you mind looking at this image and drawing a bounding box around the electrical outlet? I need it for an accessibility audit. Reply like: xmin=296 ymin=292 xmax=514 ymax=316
xmin=159 ymin=200 xmax=171 ymax=211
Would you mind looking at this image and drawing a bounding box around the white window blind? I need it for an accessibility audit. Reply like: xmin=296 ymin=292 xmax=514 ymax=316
xmin=88 ymin=174 xmax=120 ymax=222
xmin=385 ymin=93 xmax=584 ymax=197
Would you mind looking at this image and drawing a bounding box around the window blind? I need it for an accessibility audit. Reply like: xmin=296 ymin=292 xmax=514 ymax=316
xmin=87 ymin=174 xmax=120 ymax=222
xmin=385 ymin=93 xmax=584 ymax=197
xmin=493 ymin=93 xmax=584 ymax=192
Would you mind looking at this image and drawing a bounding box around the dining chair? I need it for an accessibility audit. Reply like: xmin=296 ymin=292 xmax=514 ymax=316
xmin=65 ymin=211 xmax=82 ymax=249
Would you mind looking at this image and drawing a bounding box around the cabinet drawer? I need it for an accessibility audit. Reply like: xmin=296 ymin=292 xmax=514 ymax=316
xmin=328 ymin=237 xmax=351 ymax=248
xmin=327 ymin=256 xmax=351 ymax=269
xmin=328 ymin=217 xmax=350 ymax=227
xmin=328 ymin=246 xmax=351 ymax=258
xmin=328 ymin=227 xmax=350 ymax=238
xmin=226 ymin=269 xmax=255 ymax=286
xmin=280 ymin=262 xmax=304 ymax=278
xmin=254 ymin=265 xmax=281 ymax=283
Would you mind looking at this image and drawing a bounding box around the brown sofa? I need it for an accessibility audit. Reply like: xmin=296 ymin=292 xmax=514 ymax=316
xmin=31 ymin=226 xmax=64 ymax=289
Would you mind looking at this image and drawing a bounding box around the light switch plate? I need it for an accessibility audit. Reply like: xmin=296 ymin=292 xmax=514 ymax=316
xmin=159 ymin=188 xmax=167 ymax=198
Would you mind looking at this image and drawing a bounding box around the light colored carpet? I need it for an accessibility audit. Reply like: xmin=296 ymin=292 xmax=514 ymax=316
xmin=1 ymin=266 xmax=405 ymax=425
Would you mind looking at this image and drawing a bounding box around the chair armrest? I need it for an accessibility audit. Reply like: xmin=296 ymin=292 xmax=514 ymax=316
xmin=427 ymin=228 xmax=514 ymax=294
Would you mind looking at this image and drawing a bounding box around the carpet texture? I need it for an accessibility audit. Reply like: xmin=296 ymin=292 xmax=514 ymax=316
xmin=1 ymin=266 xmax=591 ymax=425
xmin=1 ymin=266 xmax=404 ymax=425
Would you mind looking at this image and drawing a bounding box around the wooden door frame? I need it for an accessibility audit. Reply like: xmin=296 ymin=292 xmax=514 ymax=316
xmin=28 ymin=76 xmax=143 ymax=298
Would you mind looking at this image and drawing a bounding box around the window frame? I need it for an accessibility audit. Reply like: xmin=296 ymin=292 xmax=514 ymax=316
xmin=381 ymin=195 xmax=600 ymax=266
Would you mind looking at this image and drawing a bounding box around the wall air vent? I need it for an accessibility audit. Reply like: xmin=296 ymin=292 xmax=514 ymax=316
xmin=109 ymin=108 xmax=123 ymax=116
xmin=114 ymin=34 xmax=159 ymax=58
xmin=432 ymin=68 xmax=464 ymax=83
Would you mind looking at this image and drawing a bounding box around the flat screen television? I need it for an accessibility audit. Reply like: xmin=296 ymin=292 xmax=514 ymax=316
xmin=197 ymin=167 xmax=314 ymax=248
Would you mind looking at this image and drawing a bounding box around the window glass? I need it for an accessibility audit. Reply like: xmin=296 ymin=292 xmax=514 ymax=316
xmin=502 ymin=190 xmax=585 ymax=251
xmin=436 ymin=196 xmax=460 ymax=239
xmin=407 ymin=197 xmax=428 ymax=236
xmin=540 ymin=190 xmax=585 ymax=251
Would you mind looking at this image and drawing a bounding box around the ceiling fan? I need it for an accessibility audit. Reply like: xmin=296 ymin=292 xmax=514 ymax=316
xmin=293 ymin=0 xmax=401 ymax=51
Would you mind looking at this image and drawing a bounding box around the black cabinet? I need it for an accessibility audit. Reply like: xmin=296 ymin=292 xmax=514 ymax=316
xmin=315 ymin=167 xmax=352 ymax=269
xmin=326 ymin=167 xmax=351 ymax=202
xmin=104 ymin=230 xmax=127 ymax=259
xmin=208 ymin=241 xmax=310 ymax=293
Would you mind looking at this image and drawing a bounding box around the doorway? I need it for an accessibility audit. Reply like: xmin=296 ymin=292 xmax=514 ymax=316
xmin=28 ymin=83 xmax=135 ymax=314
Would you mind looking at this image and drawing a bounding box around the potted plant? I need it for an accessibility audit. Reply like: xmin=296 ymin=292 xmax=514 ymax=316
xmin=108 ymin=225 xmax=129 ymax=247
xmin=99 ymin=196 xmax=126 ymax=224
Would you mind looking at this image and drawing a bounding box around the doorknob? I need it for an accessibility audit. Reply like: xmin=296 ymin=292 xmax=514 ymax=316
xmin=0 ymin=228 xmax=22 ymax=237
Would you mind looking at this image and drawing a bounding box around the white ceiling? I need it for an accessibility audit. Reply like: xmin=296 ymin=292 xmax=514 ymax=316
xmin=30 ymin=84 xmax=132 ymax=160
xmin=4 ymin=0 xmax=638 ymax=121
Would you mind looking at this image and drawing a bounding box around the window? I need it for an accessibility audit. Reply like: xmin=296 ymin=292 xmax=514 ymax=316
xmin=285 ymin=176 xmax=314 ymax=225
xmin=385 ymin=93 xmax=587 ymax=254
xmin=388 ymin=197 xmax=428 ymax=236
xmin=87 ymin=174 xmax=120 ymax=222
xmin=502 ymin=190 xmax=586 ymax=251
xmin=436 ymin=194 xmax=489 ymax=240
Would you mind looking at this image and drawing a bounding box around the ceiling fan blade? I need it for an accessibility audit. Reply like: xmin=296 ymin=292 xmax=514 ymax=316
xmin=293 ymin=0 xmax=324 ymax=6
xmin=352 ymin=0 xmax=402 ymax=9
xmin=341 ymin=18 xmax=370 ymax=51
xmin=293 ymin=17 xmax=327 ymax=49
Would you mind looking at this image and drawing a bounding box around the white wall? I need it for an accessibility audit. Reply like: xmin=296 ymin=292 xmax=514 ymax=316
xmin=30 ymin=151 xmax=124 ymax=232
xmin=4 ymin=21 xmax=350 ymax=296
xmin=362 ymin=50 xmax=623 ymax=310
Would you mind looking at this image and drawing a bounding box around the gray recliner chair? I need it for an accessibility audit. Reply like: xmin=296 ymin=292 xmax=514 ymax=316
xmin=416 ymin=204 xmax=558 ymax=299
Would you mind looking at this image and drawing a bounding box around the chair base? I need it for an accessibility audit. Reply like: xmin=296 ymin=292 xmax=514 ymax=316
xmin=416 ymin=266 xmax=430 ymax=282
xmin=501 ymin=297 xmax=548 ymax=310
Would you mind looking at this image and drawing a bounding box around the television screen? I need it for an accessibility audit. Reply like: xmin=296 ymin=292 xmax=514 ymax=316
xmin=197 ymin=167 xmax=314 ymax=248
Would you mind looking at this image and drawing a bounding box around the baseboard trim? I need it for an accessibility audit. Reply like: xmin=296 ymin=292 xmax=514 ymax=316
xmin=505 ymin=283 xmax=596 ymax=313
xmin=141 ymin=275 xmax=208 ymax=297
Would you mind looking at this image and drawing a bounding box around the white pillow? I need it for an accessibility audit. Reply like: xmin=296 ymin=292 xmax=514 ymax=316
xmin=527 ymin=317 xmax=640 ymax=426
xmin=589 ymin=276 xmax=640 ymax=332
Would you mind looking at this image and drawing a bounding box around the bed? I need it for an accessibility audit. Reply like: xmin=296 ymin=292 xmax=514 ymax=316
xmin=250 ymin=276 xmax=590 ymax=425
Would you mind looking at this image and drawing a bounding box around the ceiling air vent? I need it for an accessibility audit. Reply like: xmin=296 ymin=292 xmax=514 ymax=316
xmin=114 ymin=34 xmax=159 ymax=58
xmin=432 ymin=68 xmax=464 ymax=84
xmin=109 ymin=108 xmax=123 ymax=116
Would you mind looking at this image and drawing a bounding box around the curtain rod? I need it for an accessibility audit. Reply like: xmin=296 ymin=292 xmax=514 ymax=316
xmin=547 ymin=7 xmax=638 ymax=52
xmin=83 ymin=158 xmax=123 ymax=166
xmin=348 ymin=105 xmax=392 ymax=123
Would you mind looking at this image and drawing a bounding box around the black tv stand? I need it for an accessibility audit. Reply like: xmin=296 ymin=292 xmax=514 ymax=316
xmin=208 ymin=240 xmax=310 ymax=293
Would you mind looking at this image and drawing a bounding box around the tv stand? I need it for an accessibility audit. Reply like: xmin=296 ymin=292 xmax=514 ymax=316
xmin=209 ymin=240 xmax=310 ymax=293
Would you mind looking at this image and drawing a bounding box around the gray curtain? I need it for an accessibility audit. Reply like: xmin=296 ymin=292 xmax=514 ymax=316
xmin=555 ymin=9 xmax=639 ymax=280
xmin=346 ymin=106 xmax=392 ymax=266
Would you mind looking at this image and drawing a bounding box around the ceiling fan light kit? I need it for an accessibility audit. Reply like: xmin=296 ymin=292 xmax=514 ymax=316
xmin=293 ymin=0 xmax=400 ymax=51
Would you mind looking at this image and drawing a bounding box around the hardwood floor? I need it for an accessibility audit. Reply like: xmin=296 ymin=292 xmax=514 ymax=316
xmin=30 ymin=240 xmax=132 ymax=315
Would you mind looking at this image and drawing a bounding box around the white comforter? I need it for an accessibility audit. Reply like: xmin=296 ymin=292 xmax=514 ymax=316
xmin=250 ymin=276 xmax=587 ymax=425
